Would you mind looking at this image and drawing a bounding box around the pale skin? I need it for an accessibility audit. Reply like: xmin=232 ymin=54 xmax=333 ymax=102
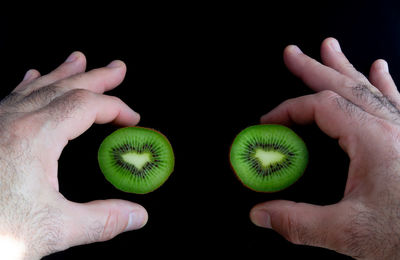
xmin=250 ymin=37 xmax=400 ymax=259
xmin=1 ymin=37 xmax=400 ymax=259
xmin=0 ymin=52 xmax=148 ymax=259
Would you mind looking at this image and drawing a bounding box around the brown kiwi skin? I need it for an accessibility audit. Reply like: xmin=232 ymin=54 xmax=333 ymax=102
xmin=228 ymin=124 xmax=308 ymax=193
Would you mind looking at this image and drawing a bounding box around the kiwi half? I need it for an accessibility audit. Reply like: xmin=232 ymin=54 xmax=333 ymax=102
xmin=230 ymin=124 xmax=308 ymax=192
xmin=98 ymin=127 xmax=174 ymax=194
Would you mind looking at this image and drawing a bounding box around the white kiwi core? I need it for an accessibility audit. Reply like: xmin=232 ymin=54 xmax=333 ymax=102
xmin=253 ymin=148 xmax=285 ymax=167
xmin=121 ymin=152 xmax=152 ymax=170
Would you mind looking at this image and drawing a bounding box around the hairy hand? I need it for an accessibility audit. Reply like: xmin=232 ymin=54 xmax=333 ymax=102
xmin=250 ymin=38 xmax=400 ymax=259
xmin=0 ymin=52 xmax=148 ymax=259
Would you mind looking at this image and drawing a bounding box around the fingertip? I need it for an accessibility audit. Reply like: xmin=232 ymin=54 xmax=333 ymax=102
xmin=134 ymin=111 xmax=141 ymax=125
xmin=23 ymin=69 xmax=41 ymax=81
xmin=283 ymin=45 xmax=304 ymax=73
xmin=284 ymin=45 xmax=303 ymax=56
xmin=259 ymin=106 xmax=291 ymax=126
xmin=322 ymin=37 xmax=337 ymax=44
xmin=125 ymin=205 xmax=148 ymax=231
xmin=322 ymin=37 xmax=341 ymax=53
xmin=107 ymin=60 xmax=126 ymax=70
xmin=371 ymin=59 xmax=389 ymax=73
xmin=15 ymin=69 xmax=41 ymax=92
xmin=105 ymin=60 xmax=127 ymax=88
xmin=128 ymin=110 xmax=141 ymax=126
xmin=250 ymin=208 xmax=272 ymax=229
xmin=114 ymin=102 xmax=140 ymax=126
xmin=249 ymin=200 xmax=290 ymax=228
xmin=65 ymin=51 xmax=86 ymax=63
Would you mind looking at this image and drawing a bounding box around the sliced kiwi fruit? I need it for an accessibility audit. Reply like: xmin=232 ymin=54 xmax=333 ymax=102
xmin=98 ymin=127 xmax=174 ymax=194
xmin=230 ymin=124 xmax=308 ymax=192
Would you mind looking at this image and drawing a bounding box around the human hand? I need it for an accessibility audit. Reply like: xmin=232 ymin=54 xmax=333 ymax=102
xmin=250 ymin=38 xmax=400 ymax=259
xmin=0 ymin=52 xmax=148 ymax=259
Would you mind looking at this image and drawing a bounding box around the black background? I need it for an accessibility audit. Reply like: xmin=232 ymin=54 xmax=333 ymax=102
xmin=1 ymin=1 xmax=400 ymax=259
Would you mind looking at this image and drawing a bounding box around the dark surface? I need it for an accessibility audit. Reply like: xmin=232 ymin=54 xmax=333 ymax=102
xmin=1 ymin=2 xmax=399 ymax=259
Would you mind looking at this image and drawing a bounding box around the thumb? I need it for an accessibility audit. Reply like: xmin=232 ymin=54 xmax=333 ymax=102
xmin=62 ymin=199 xmax=148 ymax=248
xmin=250 ymin=200 xmax=342 ymax=249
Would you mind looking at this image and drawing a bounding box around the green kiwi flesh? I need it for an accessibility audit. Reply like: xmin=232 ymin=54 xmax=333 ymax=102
xmin=98 ymin=127 xmax=174 ymax=194
xmin=230 ymin=124 xmax=308 ymax=192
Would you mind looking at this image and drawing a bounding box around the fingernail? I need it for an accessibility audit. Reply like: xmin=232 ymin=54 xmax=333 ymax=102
xmin=329 ymin=38 xmax=341 ymax=52
xmin=125 ymin=211 xmax=147 ymax=231
xmin=378 ymin=60 xmax=389 ymax=72
xmin=65 ymin=51 xmax=80 ymax=63
xmin=23 ymin=69 xmax=35 ymax=80
xmin=288 ymin=45 xmax=302 ymax=55
xmin=107 ymin=60 xmax=124 ymax=69
xmin=132 ymin=110 xmax=141 ymax=122
xmin=251 ymin=209 xmax=272 ymax=229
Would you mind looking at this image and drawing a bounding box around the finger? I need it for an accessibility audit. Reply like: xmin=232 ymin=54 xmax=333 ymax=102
xmin=320 ymin=37 xmax=368 ymax=83
xmin=250 ymin=200 xmax=344 ymax=251
xmin=260 ymin=91 xmax=369 ymax=155
xmin=54 ymin=60 xmax=127 ymax=94
xmin=284 ymin=45 xmax=351 ymax=93
xmin=38 ymin=89 xmax=140 ymax=157
xmin=14 ymin=69 xmax=41 ymax=91
xmin=61 ymin=199 xmax=148 ymax=248
xmin=284 ymin=45 xmax=399 ymax=122
xmin=369 ymin=59 xmax=400 ymax=103
xmin=14 ymin=51 xmax=87 ymax=94
xmin=11 ymin=60 xmax=126 ymax=114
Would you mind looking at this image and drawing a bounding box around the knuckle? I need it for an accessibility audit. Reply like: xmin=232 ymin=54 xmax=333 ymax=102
xmin=107 ymin=95 xmax=123 ymax=104
xmin=277 ymin=204 xmax=331 ymax=247
xmin=100 ymin=209 xmax=121 ymax=241
xmin=341 ymin=76 xmax=357 ymax=89
xmin=56 ymin=88 xmax=93 ymax=109
xmin=281 ymin=96 xmax=301 ymax=107
xmin=23 ymin=85 xmax=60 ymax=106
xmin=65 ymin=88 xmax=92 ymax=100
xmin=317 ymin=90 xmax=340 ymax=101
xmin=280 ymin=98 xmax=294 ymax=107
xmin=38 ymin=88 xmax=93 ymax=124
xmin=354 ymin=71 xmax=368 ymax=82
xmin=281 ymin=212 xmax=305 ymax=245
